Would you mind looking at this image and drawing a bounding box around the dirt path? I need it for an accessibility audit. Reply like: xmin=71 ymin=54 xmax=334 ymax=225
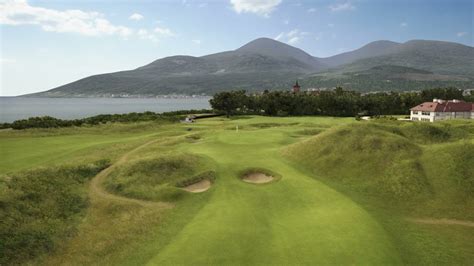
xmin=89 ymin=138 xmax=173 ymax=208
xmin=407 ymin=218 xmax=474 ymax=228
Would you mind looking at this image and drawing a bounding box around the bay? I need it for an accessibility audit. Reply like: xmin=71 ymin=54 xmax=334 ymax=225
xmin=0 ymin=97 xmax=211 ymax=123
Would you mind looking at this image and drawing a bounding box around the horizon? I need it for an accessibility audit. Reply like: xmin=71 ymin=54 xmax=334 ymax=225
xmin=1 ymin=0 xmax=473 ymax=96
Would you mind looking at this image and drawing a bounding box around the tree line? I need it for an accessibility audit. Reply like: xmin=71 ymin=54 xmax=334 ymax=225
xmin=0 ymin=109 xmax=212 ymax=130
xmin=210 ymin=87 xmax=472 ymax=117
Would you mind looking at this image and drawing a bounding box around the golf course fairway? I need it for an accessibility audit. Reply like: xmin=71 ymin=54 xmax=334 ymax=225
xmin=1 ymin=116 xmax=473 ymax=265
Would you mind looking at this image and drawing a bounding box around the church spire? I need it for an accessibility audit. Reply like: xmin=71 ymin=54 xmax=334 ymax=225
xmin=292 ymin=80 xmax=301 ymax=93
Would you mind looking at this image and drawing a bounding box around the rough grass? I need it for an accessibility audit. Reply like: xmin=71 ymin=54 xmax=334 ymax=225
xmin=175 ymin=170 xmax=217 ymax=188
xmin=399 ymin=121 xmax=471 ymax=144
xmin=0 ymin=160 xmax=110 ymax=265
xmin=104 ymin=153 xmax=214 ymax=202
xmin=285 ymin=122 xmax=430 ymax=200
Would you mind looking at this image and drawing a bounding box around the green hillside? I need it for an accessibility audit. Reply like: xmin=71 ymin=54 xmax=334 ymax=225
xmin=29 ymin=39 xmax=474 ymax=97
xmin=303 ymin=65 xmax=474 ymax=92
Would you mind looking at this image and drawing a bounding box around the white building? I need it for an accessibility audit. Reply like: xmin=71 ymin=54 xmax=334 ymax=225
xmin=410 ymin=99 xmax=474 ymax=122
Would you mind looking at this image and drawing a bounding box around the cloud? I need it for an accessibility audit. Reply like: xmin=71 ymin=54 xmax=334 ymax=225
xmin=275 ymin=32 xmax=285 ymax=41
xmin=288 ymin=37 xmax=299 ymax=45
xmin=129 ymin=13 xmax=144 ymax=21
xmin=457 ymin=32 xmax=468 ymax=37
xmin=135 ymin=26 xmax=174 ymax=42
xmin=0 ymin=1 xmax=176 ymax=43
xmin=274 ymin=29 xmax=306 ymax=45
xmin=230 ymin=0 xmax=282 ymax=17
xmin=327 ymin=23 xmax=334 ymax=27
xmin=400 ymin=22 xmax=408 ymax=27
xmin=192 ymin=39 xmax=201 ymax=44
xmin=154 ymin=26 xmax=174 ymax=37
xmin=329 ymin=2 xmax=355 ymax=12
xmin=307 ymin=8 xmax=317 ymax=13
xmin=283 ymin=19 xmax=289 ymax=25
xmin=0 ymin=0 xmax=132 ymax=37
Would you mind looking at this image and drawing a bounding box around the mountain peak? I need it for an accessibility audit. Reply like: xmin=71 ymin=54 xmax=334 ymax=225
xmin=236 ymin=37 xmax=325 ymax=70
xmin=237 ymin=37 xmax=301 ymax=53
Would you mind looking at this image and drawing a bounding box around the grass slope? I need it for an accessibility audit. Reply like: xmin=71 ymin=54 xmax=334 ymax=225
xmin=1 ymin=116 xmax=472 ymax=265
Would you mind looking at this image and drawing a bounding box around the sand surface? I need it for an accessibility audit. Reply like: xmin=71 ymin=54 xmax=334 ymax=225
xmin=242 ymin=173 xmax=274 ymax=184
xmin=183 ymin=179 xmax=211 ymax=193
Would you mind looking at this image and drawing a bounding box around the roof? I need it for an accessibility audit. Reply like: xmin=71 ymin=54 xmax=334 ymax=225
xmin=293 ymin=81 xmax=300 ymax=87
xmin=410 ymin=101 xmax=473 ymax=112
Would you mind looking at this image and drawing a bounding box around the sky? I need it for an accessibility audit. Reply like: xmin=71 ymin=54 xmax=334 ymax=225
xmin=1 ymin=0 xmax=472 ymax=96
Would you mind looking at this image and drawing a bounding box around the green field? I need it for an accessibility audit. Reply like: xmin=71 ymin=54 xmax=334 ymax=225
xmin=1 ymin=116 xmax=473 ymax=265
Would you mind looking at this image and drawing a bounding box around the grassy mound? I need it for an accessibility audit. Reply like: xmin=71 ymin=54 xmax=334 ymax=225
xmin=399 ymin=121 xmax=471 ymax=144
xmin=105 ymin=153 xmax=214 ymax=202
xmin=285 ymin=123 xmax=430 ymax=199
xmin=175 ymin=170 xmax=216 ymax=188
xmin=0 ymin=160 xmax=110 ymax=265
xmin=419 ymin=141 xmax=474 ymax=219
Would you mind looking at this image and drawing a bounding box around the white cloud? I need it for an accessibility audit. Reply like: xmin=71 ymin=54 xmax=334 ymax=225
xmin=287 ymin=29 xmax=299 ymax=37
xmin=275 ymin=32 xmax=285 ymax=41
xmin=329 ymin=2 xmax=355 ymax=12
xmin=400 ymin=22 xmax=408 ymax=27
xmin=288 ymin=37 xmax=299 ymax=45
xmin=192 ymin=39 xmax=201 ymax=44
xmin=457 ymin=32 xmax=468 ymax=37
xmin=129 ymin=13 xmax=144 ymax=21
xmin=307 ymin=8 xmax=317 ymax=13
xmin=136 ymin=26 xmax=174 ymax=42
xmin=0 ymin=0 xmax=133 ymax=37
xmin=154 ymin=26 xmax=174 ymax=37
xmin=230 ymin=0 xmax=282 ymax=17
xmin=274 ymin=29 xmax=306 ymax=45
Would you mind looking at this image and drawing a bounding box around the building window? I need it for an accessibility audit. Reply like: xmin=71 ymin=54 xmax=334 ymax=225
xmin=422 ymin=111 xmax=430 ymax=116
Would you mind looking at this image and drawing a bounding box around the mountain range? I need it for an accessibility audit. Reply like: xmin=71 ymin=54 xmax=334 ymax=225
xmin=30 ymin=38 xmax=474 ymax=97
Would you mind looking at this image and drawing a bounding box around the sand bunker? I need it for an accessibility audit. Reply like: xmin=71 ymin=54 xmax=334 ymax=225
xmin=182 ymin=179 xmax=211 ymax=193
xmin=242 ymin=172 xmax=274 ymax=184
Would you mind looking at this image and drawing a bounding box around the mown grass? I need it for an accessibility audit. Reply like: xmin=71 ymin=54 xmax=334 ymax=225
xmin=1 ymin=116 xmax=472 ymax=265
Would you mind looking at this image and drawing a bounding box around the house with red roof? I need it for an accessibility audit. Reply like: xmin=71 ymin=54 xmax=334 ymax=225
xmin=410 ymin=99 xmax=474 ymax=122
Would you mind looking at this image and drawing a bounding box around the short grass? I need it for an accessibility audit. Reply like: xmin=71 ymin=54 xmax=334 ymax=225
xmin=1 ymin=116 xmax=472 ymax=265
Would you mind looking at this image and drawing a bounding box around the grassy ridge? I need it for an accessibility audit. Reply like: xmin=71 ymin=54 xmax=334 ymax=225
xmin=284 ymin=120 xmax=474 ymax=264
xmin=104 ymin=153 xmax=216 ymax=202
xmin=285 ymin=120 xmax=473 ymax=207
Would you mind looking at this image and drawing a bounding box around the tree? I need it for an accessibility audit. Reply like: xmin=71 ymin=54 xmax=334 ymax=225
xmin=209 ymin=90 xmax=247 ymax=117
